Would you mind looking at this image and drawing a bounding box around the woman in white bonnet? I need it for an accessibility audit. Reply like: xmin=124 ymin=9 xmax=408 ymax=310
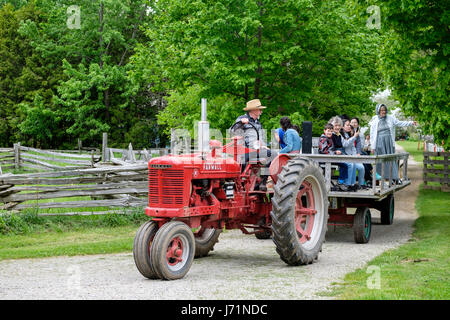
xmin=369 ymin=103 xmax=417 ymax=183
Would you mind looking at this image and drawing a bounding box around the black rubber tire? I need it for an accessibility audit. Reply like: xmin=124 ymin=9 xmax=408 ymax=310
xmin=150 ymin=221 xmax=195 ymax=280
xmin=380 ymin=194 xmax=395 ymax=225
xmin=194 ymin=228 xmax=221 ymax=258
xmin=353 ymin=207 xmax=372 ymax=244
xmin=133 ymin=220 xmax=159 ymax=279
xmin=270 ymin=158 xmax=328 ymax=265
xmin=255 ymin=216 xmax=272 ymax=239
xmin=255 ymin=229 xmax=272 ymax=239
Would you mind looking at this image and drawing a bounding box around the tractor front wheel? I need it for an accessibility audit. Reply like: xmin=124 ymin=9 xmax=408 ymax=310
xmin=150 ymin=221 xmax=195 ymax=280
xmin=133 ymin=220 xmax=159 ymax=279
xmin=270 ymin=158 xmax=328 ymax=265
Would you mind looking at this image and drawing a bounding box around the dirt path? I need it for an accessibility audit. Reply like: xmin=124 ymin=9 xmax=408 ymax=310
xmin=0 ymin=147 xmax=421 ymax=300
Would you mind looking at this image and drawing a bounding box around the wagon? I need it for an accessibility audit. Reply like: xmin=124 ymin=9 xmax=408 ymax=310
xmin=294 ymin=152 xmax=411 ymax=243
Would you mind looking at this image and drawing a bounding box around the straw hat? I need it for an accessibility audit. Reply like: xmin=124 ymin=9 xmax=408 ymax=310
xmin=243 ymin=99 xmax=267 ymax=111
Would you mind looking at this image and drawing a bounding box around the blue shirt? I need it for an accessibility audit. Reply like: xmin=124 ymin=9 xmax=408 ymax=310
xmin=280 ymin=129 xmax=302 ymax=154
xmin=277 ymin=128 xmax=286 ymax=148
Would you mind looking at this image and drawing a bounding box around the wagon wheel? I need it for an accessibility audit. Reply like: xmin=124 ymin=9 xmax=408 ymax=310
xmin=271 ymin=158 xmax=328 ymax=265
xmin=379 ymin=194 xmax=395 ymax=225
xmin=353 ymin=207 xmax=372 ymax=244
xmin=133 ymin=220 xmax=159 ymax=279
xmin=193 ymin=227 xmax=221 ymax=258
xmin=150 ymin=221 xmax=196 ymax=280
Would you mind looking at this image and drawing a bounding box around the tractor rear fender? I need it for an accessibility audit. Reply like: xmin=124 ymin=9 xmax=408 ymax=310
xmin=269 ymin=154 xmax=293 ymax=184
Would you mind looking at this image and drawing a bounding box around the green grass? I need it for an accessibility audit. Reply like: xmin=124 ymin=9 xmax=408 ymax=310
xmin=322 ymin=140 xmax=450 ymax=299
xmin=0 ymin=226 xmax=139 ymax=260
xmin=397 ymin=140 xmax=425 ymax=165
xmin=0 ymin=153 xmax=150 ymax=260
xmin=0 ymin=208 xmax=149 ymax=260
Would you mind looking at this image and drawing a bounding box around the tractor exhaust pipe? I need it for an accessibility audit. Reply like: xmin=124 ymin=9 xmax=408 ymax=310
xmin=198 ymin=98 xmax=210 ymax=153
xmin=201 ymin=98 xmax=207 ymax=122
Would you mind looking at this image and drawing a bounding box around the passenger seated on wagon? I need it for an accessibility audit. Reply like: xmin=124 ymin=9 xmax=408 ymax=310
xmin=328 ymin=117 xmax=358 ymax=191
xmin=318 ymin=123 xmax=352 ymax=192
xmin=351 ymin=117 xmax=373 ymax=186
xmin=279 ymin=117 xmax=302 ymax=154
xmin=274 ymin=126 xmax=286 ymax=149
xmin=342 ymin=119 xmax=368 ymax=189
xmin=318 ymin=123 xmax=335 ymax=155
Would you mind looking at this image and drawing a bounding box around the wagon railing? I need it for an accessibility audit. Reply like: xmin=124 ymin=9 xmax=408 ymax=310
xmin=297 ymin=152 xmax=410 ymax=198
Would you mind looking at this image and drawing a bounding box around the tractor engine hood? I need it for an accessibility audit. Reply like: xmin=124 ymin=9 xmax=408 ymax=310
xmin=148 ymin=154 xmax=241 ymax=178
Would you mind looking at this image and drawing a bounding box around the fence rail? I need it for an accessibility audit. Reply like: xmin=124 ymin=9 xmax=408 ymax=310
xmin=0 ymin=164 xmax=148 ymax=213
xmin=0 ymin=135 xmax=171 ymax=215
xmin=423 ymin=152 xmax=449 ymax=192
xmin=0 ymin=141 xmax=169 ymax=174
xmin=0 ymin=148 xmax=15 ymax=173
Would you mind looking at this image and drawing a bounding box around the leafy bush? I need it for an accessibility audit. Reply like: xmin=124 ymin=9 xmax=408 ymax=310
xmin=0 ymin=213 xmax=31 ymax=235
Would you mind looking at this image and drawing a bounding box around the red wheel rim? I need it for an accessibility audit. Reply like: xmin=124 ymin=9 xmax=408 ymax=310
xmin=295 ymin=181 xmax=317 ymax=244
xmin=166 ymin=236 xmax=184 ymax=266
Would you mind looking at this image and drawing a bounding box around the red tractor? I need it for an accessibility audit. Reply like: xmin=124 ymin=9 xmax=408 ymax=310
xmin=133 ymin=100 xmax=328 ymax=280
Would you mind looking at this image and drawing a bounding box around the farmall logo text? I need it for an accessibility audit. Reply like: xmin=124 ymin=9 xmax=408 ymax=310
xmin=203 ymin=163 xmax=222 ymax=171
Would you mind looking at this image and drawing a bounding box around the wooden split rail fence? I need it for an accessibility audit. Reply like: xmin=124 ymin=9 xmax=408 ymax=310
xmin=0 ymin=148 xmax=14 ymax=174
xmin=0 ymin=164 xmax=149 ymax=214
xmin=0 ymin=143 xmax=169 ymax=174
xmin=423 ymin=151 xmax=449 ymax=192
xmin=107 ymin=144 xmax=168 ymax=165
xmin=0 ymin=138 xmax=170 ymax=215
xmin=0 ymin=144 xmax=101 ymax=174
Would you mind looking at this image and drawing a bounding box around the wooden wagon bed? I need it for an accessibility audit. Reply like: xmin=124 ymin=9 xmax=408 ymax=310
xmin=290 ymin=152 xmax=412 ymax=243
xmin=299 ymin=152 xmax=410 ymax=200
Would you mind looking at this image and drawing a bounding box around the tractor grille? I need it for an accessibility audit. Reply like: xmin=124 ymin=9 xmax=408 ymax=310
xmin=148 ymin=169 xmax=184 ymax=207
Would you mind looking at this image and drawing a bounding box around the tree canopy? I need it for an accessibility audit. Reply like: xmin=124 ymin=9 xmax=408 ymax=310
xmin=0 ymin=0 xmax=166 ymax=148
xmin=132 ymin=0 xmax=382 ymax=136
xmin=353 ymin=0 xmax=449 ymax=149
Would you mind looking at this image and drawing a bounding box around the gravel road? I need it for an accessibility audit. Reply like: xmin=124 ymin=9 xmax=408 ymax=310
xmin=0 ymin=147 xmax=420 ymax=300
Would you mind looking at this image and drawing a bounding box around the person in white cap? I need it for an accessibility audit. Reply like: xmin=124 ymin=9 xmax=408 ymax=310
xmin=231 ymin=99 xmax=275 ymax=191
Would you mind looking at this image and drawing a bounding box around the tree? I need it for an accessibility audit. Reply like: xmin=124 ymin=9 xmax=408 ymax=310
xmin=131 ymin=0 xmax=382 ymax=137
xmin=19 ymin=0 xmax=159 ymax=147
xmin=0 ymin=0 xmax=27 ymax=9
xmin=0 ymin=1 xmax=61 ymax=147
xmin=353 ymin=0 xmax=449 ymax=150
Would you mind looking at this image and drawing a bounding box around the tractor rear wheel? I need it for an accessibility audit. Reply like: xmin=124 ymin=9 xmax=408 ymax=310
xmin=194 ymin=227 xmax=221 ymax=258
xmin=270 ymin=158 xmax=328 ymax=265
xmin=133 ymin=220 xmax=159 ymax=279
xmin=150 ymin=221 xmax=195 ymax=280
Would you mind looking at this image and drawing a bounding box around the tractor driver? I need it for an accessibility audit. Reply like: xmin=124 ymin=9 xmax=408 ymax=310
xmin=231 ymin=99 xmax=276 ymax=192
